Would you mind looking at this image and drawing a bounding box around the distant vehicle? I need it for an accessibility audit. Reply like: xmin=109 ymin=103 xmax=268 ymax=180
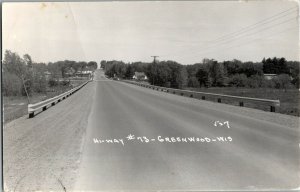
xmin=113 ymin=77 xmax=120 ymax=81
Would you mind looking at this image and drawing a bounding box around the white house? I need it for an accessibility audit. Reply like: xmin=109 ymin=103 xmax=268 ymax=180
xmin=133 ymin=72 xmax=148 ymax=80
xmin=263 ymin=74 xmax=277 ymax=80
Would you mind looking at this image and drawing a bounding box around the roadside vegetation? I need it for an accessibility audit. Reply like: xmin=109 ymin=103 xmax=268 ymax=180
xmin=101 ymin=57 xmax=299 ymax=116
xmin=3 ymin=50 xmax=97 ymax=123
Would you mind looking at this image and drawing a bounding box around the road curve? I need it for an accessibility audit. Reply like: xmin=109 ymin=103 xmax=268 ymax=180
xmin=74 ymin=70 xmax=300 ymax=191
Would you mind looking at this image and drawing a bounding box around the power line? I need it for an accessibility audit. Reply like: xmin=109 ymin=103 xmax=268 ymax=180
xmin=194 ymin=15 xmax=298 ymax=55
xmin=208 ymin=6 xmax=298 ymax=43
xmin=222 ymin=26 xmax=299 ymax=52
xmin=192 ymin=26 xmax=299 ymax=60
xmin=161 ymin=6 xmax=298 ymax=58
xmin=167 ymin=13 xmax=298 ymax=60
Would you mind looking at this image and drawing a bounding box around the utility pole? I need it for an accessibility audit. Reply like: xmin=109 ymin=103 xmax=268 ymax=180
xmin=151 ymin=56 xmax=159 ymax=85
xmin=151 ymin=56 xmax=159 ymax=64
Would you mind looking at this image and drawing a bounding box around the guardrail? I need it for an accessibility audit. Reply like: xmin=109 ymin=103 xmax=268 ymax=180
xmin=28 ymin=80 xmax=91 ymax=118
xmin=122 ymin=80 xmax=280 ymax=112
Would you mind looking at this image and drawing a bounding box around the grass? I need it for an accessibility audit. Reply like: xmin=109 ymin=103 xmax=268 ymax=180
xmin=3 ymin=80 xmax=88 ymax=124
xmin=185 ymin=87 xmax=300 ymax=116
xmin=4 ymin=95 xmax=46 ymax=124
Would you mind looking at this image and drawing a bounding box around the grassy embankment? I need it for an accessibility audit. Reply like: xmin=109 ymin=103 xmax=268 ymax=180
xmin=126 ymin=80 xmax=299 ymax=116
xmin=186 ymin=87 xmax=300 ymax=116
xmin=3 ymin=80 xmax=87 ymax=124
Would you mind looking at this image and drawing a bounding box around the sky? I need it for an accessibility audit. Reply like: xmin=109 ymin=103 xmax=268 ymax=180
xmin=3 ymin=1 xmax=299 ymax=65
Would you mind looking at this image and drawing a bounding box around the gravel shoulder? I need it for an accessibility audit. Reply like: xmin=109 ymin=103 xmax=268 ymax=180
xmin=3 ymin=82 xmax=96 ymax=192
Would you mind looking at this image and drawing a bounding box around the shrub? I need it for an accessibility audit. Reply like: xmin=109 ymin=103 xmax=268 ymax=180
xmin=33 ymin=75 xmax=47 ymax=93
xmin=48 ymin=79 xmax=58 ymax=87
xmin=272 ymin=74 xmax=293 ymax=90
xmin=292 ymin=74 xmax=300 ymax=88
xmin=2 ymin=72 xmax=22 ymax=96
xmin=247 ymin=75 xmax=264 ymax=88
xmin=227 ymin=74 xmax=248 ymax=87
xmin=60 ymin=80 xmax=70 ymax=86
xmin=261 ymin=79 xmax=276 ymax=88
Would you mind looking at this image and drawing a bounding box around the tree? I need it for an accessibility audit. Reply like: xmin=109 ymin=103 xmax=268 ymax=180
xmin=278 ymin=57 xmax=289 ymax=74
xmin=187 ymin=76 xmax=200 ymax=87
xmin=33 ymin=72 xmax=47 ymax=93
xmin=23 ymin=54 xmax=33 ymax=68
xmin=186 ymin=64 xmax=202 ymax=78
xmin=292 ymin=74 xmax=300 ymax=88
xmin=196 ymin=66 xmax=211 ymax=88
xmin=87 ymin=61 xmax=98 ymax=71
xmin=48 ymin=62 xmax=61 ymax=80
xmin=145 ymin=60 xmax=187 ymax=88
xmin=125 ymin=65 xmax=134 ymax=79
xmin=176 ymin=66 xmax=188 ymax=89
xmin=103 ymin=61 xmax=127 ymax=78
xmin=131 ymin=62 xmax=149 ymax=72
xmin=146 ymin=62 xmax=159 ymax=85
xmin=263 ymin=57 xmax=288 ymax=74
xmin=224 ymin=60 xmax=241 ymax=76
xmin=2 ymin=72 xmax=22 ymax=96
xmin=162 ymin=61 xmax=186 ymax=88
xmin=210 ymin=61 xmax=226 ymax=86
xmin=3 ymin=50 xmax=31 ymax=103
xmin=247 ymin=75 xmax=264 ymax=88
xmin=100 ymin=60 xmax=107 ymax=69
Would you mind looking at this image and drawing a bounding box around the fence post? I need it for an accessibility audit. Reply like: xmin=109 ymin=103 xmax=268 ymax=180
xmin=28 ymin=104 xmax=34 ymax=118
xmin=270 ymin=106 xmax=275 ymax=112
xmin=29 ymin=113 xmax=34 ymax=118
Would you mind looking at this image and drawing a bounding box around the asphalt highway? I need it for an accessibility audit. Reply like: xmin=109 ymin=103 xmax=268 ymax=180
xmin=74 ymin=70 xmax=300 ymax=191
xmin=4 ymin=69 xmax=299 ymax=191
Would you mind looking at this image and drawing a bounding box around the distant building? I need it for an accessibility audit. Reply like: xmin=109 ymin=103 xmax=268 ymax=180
xmin=133 ymin=72 xmax=148 ymax=80
xmin=75 ymin=70 xmax=93 ymax=78
xmin=264 ymin=74 xmax=277 ymax=80
xmin=65 ymin=67 xmax=76 ymax=76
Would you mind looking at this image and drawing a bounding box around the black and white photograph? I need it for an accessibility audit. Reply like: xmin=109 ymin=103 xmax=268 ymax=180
xmin=2 ymin=1 xmax=300 ymax=191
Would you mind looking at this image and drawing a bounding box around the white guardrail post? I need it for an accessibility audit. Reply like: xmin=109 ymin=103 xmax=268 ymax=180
xmin=121 ymin=80 xmax=280 ymax=112
xmin=28 ymin=80 xmax=91 ymax=118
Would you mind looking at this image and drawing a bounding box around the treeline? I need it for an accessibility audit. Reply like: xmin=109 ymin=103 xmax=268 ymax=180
xmin=101 ymin=60 xmax=148 ymax=79
xmin=101 ymin=60 xmax=188 ymax=88
xmin=188 ymin=58 xmax=299 ymax=89
xmin=102 ymin=57 xmax=299 ymax=90
xmin=3 ymin=50 xmax=97 ymax=99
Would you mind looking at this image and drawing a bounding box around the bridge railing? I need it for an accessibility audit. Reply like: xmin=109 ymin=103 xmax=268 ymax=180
xmin=122 ymin=80 xmax=280 ymax=112
xmin=28 ymin=80 xmax=91 ymax=118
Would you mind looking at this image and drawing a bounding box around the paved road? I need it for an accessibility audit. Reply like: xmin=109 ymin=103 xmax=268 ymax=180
xmin=75 ymin=70 xmax=299 ymax=191
xmin=4 ymin=69 xmax=299 ymax=191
